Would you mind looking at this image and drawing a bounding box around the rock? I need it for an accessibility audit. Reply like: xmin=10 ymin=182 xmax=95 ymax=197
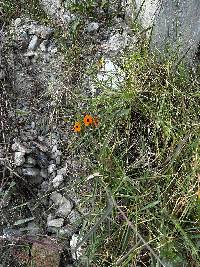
xmin=48 ymin=163 xmax=56 ymax=174
xmin=40 ymin=28 xmax=53 ymax=39
xmin=37 ymin=152 xmax=48 ymax=168
xmin=22 ymin=168 xmax=42 ymax=184
xmin=41 ymin=181 xmax=49 ymax=191
xmin=50 ymin=193 xmax=73 ymax=217
xmin=26 ymin=156 xmax=36 ymax=166
xmin=14 ymin=18 xmax=22 ymax=27
xmin=56 ymin=156 xmax=61 ymax=165
xmin=14 ymin=152 xmax=25 ymax=166
xmin=68 ymin=210 xmax=81 ymax=225
xmin=12 ymin=141 xmax=29 ymax=153
xmin=47 ymin=218 xmax=64 ymax=228
xmin=0 ymin=69 xmax=5 ymax=80
xmin=86 ymin=22 xmax=99 ymax=32
xmin=24 ymin=51 xmax=37 ymax=58
xmin=50 ymin=192 xmax=63 ymax=205
xmin=58 ymin=225 xmax=75 ymax=237
xmin=40 ymin=168 xmax=48 ymax=179
xmin=44 ymin=53 xmax=50 ymax=63
xmin=70 ymin=234 xmax=82 ymax=260
xmin=52 ymin=174 xmax=63 ymax=188
xmin=102 ymin=32 xmax=134 ymax=54
xmin=31 ymin=121 xmax=35 ymax=129
xmin=56 ymin=200 xmax=73 ymax=217
xmin=97 ymin=58 xmax=125 ymax=89
xmin=51 ymin=145 xmax=61 ymax=158
xmin=57 ymin=167 xmax=66 ymax=176
xmin=28 ymin=35 xmax=39 ymax=51
xmin=39 ymin=40 xmax=48 ymax=52
xmin=26 ymin=222 xmax=40 ymax=235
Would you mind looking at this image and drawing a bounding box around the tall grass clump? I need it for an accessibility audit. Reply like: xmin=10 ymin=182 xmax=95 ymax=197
xmin=75 ymin=51 xmax=200 ymax=266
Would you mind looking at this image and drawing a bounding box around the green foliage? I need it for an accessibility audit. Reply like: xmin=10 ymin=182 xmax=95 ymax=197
xmin=76 ymin=50 xmax=200 ymax=266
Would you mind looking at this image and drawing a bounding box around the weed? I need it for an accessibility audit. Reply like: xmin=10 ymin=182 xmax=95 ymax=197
xmin=74 ymin=50 xmax=200 ymax=266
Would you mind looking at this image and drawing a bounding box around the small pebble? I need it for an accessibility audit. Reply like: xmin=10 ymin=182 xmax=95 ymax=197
xmin=48 ymin=164 xmax=56 ymax=174
xmin=14 ymin=152 xmax=25 ymax=166
xmin=40 ymin=168 xmax=48 ymax=179
xmin=26 ymin=156 xmax=36 ymax=166
xmin=47 ymin=218 xmax=64 ymax=228
xmin=56 ymin=200 xmax=73 ymax=217
xmin=0 ymin=69 xmax=5 ymax=80
xmin=28 ymin=35 xmax=39 ymax=51
xmin=14 ymin=18 xmax=22 ymax=27
xmin=86 ymin=22 xmax=99 ymax=32
xmin=52 ymin=174 xmax=63 ymax=188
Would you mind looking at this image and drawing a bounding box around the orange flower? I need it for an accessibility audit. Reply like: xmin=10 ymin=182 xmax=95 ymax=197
xmin=93 ymin=116 xmax=99 ymax=127
xmin=83 ymin=114 xmax=93 ymax=126
xmin=73 ymin=122 xmax=81 ymax=132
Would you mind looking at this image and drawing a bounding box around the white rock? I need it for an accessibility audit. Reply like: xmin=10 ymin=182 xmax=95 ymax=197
xmin=56 ymin=156 xmax=61 ymax=165
xmin=22 ymin=168 xmax=42 ymax=184
xmin=97 ymin=58 xmax=125 ymax=90
xmin=40 ymin=168 xmax=48 ymax=179
xmin=50 ymin=192 xmax=64 ymax=205
xmin=57 ymin=167 xmax=66 ymax=176
xmin=14 ymin=18 xmax=22 ymax=27
xmin=48 ymin=163 xmax=56 ymax=174
xmin=70 ymin=234 xmax=82 ymax=259
xmin=86 ymin=22 xmax=99 ymax=32
xmin=47 ymin=218 xmax=64 ymax=228
xmin=68 ymin=210 xmax=81 ymax=225
xmin=28 ymin=35 xmax=39 ymax=51
xmin=0 ymin=69 xmax=5 ymax=80
xmin=26 ymin=156 xmax=36 ymax=166
xmin=39 ymin=40 xmax=48 ymax=52
xmin=31 ymin=121 xmax=35 ymax=129
xmin=56 ymin=200 xmax=73 ymax=217
xmin=40 ymin=28 xmax=53 ymax=39
xmin=12 ymin=142 xmax=28 ymax=153
xmin=52 ymin=174 xmax=63 ymax=188
xmin=14 ymin=152 xmax=25 ymax=166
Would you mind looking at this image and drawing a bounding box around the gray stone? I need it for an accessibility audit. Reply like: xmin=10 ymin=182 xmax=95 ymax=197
xmin=22 ymin=168 xmax=42 ymax=184
xmin=40 ymin=28 xmax=53 ymax=39
xmin=26 ymin=222 xmax=40 ymax=235
xmin=57 ymin=167 xmax=67 ymax=176
xmin=56 ymin=156 xmax=61 ymax=165
xmin=26 ymin=156 xmax=36 ymax=166
xmin=86 ymin=22 xmax=99 ymax=32
xmin=31 ymin=121 xmax=35 ymax=129
xmin=28 ymin=35 xmax=39 ymax=51
xmin=44 ymin=53 xmax=50 ymax=63
xmin=14 ymin=18 xmax=22 ymax=27
xmin=56 ymin=200 xmax=73 ymax=217
xmin=40 ymin=168 xmax=48 ymax=179
xmin=47 ymin=218 xmax=64 ymax=228
xmin=50 ymin=192 xmax=63 ymax=205
xmin=41 ymin=181 xmax=49 ymax=191
xmin=0 ymin=69 xmax=5 ymax=80
xmin=24 ymin=51 xmax=37 ymax=58
xmin=48 ymin=163 xmax=56 ymax=174
xmin=52 ymin=174 xmax=63 ymax=188
xmin=39 ymin=40 xmax=48 ymax=52
xmin=14 ymin=152 xmax=25 ymax=166
xmin=12 ymin=142 xmax=29 ymax=153
xmin=37 ymin=152 xmax=48 ymax=168
xmin=135 ymin=0 xmax=200 ymax=64
xmin=68 ymin=210 xmax=81 ymax=225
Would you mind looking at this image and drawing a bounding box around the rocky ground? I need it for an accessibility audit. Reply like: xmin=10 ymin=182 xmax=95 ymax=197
xmin=0 ymin=1 xmax=137 ymax=266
